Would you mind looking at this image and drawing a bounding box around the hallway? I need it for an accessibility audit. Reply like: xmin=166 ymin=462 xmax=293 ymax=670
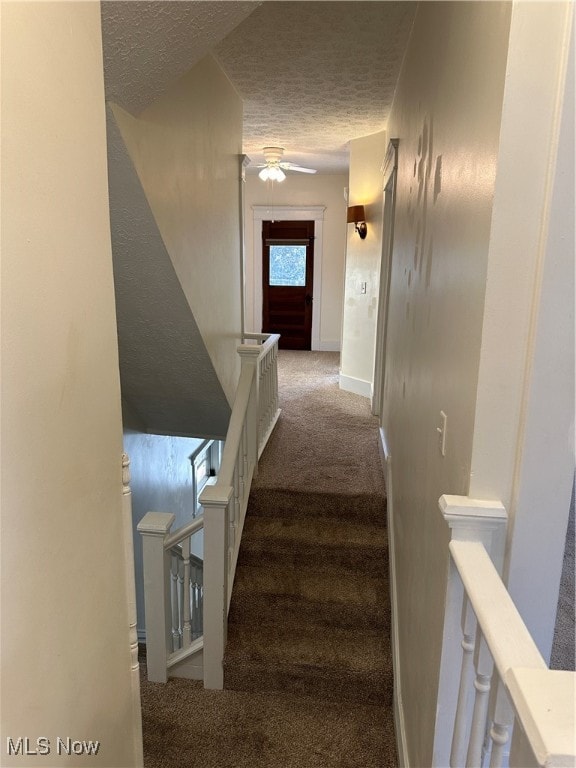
xmin=139 ymin=352 xmax=395 ymax=767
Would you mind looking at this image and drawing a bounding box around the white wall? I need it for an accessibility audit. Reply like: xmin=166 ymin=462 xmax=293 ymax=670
xmin=380 ymin=4 xmax=512 ymax=766
xmin=112 ymin=55 xmax=243 ymax=405
xmin=340 ymin=131 xmax=388 ymax=397
xmin=244 ymin=173 xmax=347 ymax=350
xmin=1 ymin=2 xmax=140 ymax=765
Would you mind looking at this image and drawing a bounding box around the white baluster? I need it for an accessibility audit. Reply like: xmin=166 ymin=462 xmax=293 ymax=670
xmin=272 ymin=343 xmax=279 ymax=416
xmin=466 ymin=631 xmax=495 ymax=766
xmin=239 ymin=425 xmax=246 ymax=508
xmin=191 ymin=560 xmax=204 ymax=639
xmin=191 ymin=564 xmax=199 ymax=638
xmin=242 ymin=420 xmax=249 ymax=481
xmin=170 ymin=552 xmax=180 ymax=651
xmin=197 ymin=567 xmax=204 ymax=639
xmin=232 ymin=462 xmax=240 ymax=554
xmin=177 ymin=554 xmax=184 ymax=646
xmin=262 ymin=354 xmax=270 ymax=435
xmin=182 ymin=537 xmax=192 ymax=648
xmin=488 ymin=678 xmax=515 ymax=767
xmin=266 ymin=351 xmax=273 ymax=429
xmin=451 ymin=595 xmax=478 ymax=767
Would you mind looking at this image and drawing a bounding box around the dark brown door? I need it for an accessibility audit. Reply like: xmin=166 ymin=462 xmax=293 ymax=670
xmin=262 ymin=220 xmax=314 ymax=350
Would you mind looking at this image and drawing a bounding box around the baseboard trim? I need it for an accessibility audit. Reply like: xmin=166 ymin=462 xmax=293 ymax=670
xmin=339 ymin=373 xmax=372 ymax=399
xmin=385 ymin=448 xmax=410 ymax=768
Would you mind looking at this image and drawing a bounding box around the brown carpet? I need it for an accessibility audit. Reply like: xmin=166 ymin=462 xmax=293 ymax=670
xmin=551 ymin=476 xmax=575 ymax=671
xmin=140 ymin=351 xmax=396 ymax=767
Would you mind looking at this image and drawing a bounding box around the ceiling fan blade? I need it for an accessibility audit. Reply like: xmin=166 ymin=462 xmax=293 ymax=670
xmin=280 ymin=163 xmax=317 ymax=174
xmin=289 ymin=166 xmax=317 ymax=174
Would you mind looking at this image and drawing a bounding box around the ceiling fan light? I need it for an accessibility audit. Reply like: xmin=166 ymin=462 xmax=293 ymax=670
xmin=260 ymin=165 xmax=286 ymax=182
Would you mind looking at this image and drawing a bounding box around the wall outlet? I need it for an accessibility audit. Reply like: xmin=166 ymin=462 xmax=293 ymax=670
xmin=361 ymin=281 xmax=367 ymax=294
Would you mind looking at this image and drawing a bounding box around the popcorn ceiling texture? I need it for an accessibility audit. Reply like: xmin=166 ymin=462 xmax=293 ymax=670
xmin=101 ymin=1 xmax=260 ymax=115
xmin=214 ymin=2 xmax=415 ymax=173
xmin=101 ymin=1 xmax=415 ymax=173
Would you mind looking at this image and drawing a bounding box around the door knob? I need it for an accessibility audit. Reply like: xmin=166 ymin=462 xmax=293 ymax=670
xmin=305 ymin=294 xmax=313 ymax=306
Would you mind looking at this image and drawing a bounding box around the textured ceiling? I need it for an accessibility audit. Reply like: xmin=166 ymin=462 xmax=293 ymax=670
xmin=101 ymin=1 xmax=260 ymax=115
xmin=101 ymin=1 xmax=416 ymax=173
xmin=214 ymin=2 xmax=416 ymax=173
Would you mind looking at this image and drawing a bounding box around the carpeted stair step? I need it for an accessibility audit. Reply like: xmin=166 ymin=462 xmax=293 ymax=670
xmin=237 ymin=514 xmax=388 ymax=575
xmin=228 ymin=563 xmax=389 ymax=630
xmin=248 ymin=488 xmax=387 ymax=525
xmin=224 ymin=622 xmax=393 ymax=706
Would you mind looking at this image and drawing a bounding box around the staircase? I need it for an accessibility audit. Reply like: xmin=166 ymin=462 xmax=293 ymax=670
xmin=225 ymin=487 xmax=392 ymax=706
xmin=139 ymin=351 xmax=397 ymax=768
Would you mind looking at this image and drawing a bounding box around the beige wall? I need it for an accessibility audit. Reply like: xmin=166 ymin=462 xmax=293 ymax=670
xmin=340 ymin=131 xmax=388 ymax=395
xmin=380 ymin=3 xmax=512 ymax=766
xmin=1 ymin=2 xmax=140 ymax=765
xmin=244 ymin=173 xmax=348 ymax=350
xmin=112 ymin=55 xmax=243 ymax=405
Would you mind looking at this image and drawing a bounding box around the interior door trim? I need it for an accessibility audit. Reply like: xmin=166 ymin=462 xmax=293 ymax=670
xmin=252 ymin=205 xmax=326 ymax=351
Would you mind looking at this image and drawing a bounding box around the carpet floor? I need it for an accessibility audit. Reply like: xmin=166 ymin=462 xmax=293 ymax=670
xmin=140 ymin=351 xmax=395 ymax=767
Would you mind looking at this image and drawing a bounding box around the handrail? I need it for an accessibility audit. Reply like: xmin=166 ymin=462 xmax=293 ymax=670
xmin=217 ymin=364 xmax=255 ymax=485
xmin=238 ymin=331 xmax=280 ymax=352
xmin=241 ymin=331 xmax=272 ymax=343
xmin=138 ymin=332 xmax=281 ymax=688
xmin=435 ymin=495 xmax=575 ymax=768
xmin=449 ymin=540 xmax=546 ymax=679
xmin=164 ymin=516 xmax=204 ymax=550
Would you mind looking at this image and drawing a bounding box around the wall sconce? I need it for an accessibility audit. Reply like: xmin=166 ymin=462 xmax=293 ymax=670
xmin=347 ymin=205 xmax=367 ymax=239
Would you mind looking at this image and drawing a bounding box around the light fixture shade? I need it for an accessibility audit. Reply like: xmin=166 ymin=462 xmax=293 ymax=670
xmin=347 ymin=204 xmax=366 ymax=224
xmin=259 ymin=165 xmax=286 ymax=182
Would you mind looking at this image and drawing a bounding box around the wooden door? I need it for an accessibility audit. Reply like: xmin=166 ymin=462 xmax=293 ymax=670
xmin=262 ymin=220 xmax=314 ymax=350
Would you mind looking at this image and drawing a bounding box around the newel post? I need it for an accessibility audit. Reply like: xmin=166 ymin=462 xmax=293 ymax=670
xmin=237 ymin=344 xmax=261 ymax=469
xmin=137 ymin=511 xmax=175 ymax=683
xmin=432 ymin=495 xmax=507 ymax=767
xmin=200 ymin=483 xmax=232 ymax=689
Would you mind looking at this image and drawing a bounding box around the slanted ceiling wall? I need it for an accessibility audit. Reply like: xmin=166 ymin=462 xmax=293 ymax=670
xmin=107 ymin=54 xmax=243 ymax=439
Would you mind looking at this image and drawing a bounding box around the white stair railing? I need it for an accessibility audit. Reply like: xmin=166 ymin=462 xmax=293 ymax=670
xmin=240 ymin=333 xmax=281 ymax=458
xmin=138 ymin=333 xmax=281 ymax=687
xmin=434 ymin=495 xmax=575 ymax=768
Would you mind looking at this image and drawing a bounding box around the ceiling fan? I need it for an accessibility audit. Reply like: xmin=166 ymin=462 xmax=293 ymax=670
xmin=256 ymin=147 xmax=317 ymax=181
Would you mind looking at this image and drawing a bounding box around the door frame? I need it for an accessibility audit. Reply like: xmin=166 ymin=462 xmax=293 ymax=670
xmin=252 ymin=205 xmax=325 ymax=350
xmin=373 ymin=139 xmax=399 ymax=418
